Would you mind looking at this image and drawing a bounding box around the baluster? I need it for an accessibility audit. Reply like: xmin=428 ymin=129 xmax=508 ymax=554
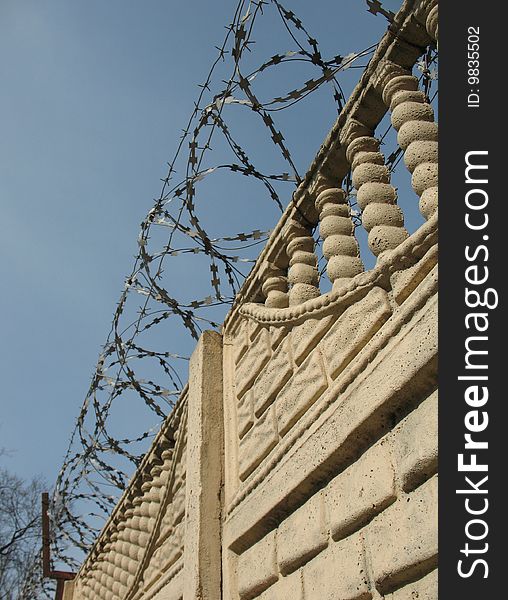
xmin=286 ymin=219 xmax=320 ymax=305
xmin=426 ymin=6 xmax=438 ymax=42
xmin=315 ymin=187 xmax=364 ymax=288
xmin=383 ymin=74 xmax=438 ymax=219
xmin=262 ymin=262 xmax=289 ymax=308
xmin=346 ymin=135 xmax=408 ymax=258
xmin=415 ymin=0 xmax=438 ymax=43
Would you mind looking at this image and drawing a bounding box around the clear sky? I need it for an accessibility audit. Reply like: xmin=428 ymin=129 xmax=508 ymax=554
xmin=0 ymin=0 xmax=406 ymax=502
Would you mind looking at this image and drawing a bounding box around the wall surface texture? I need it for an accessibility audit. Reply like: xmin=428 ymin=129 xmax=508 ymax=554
xmin=222 ymin=248 xmax=437 ymax=600
xmin=65 ymin=0 xmax=438 ymax=598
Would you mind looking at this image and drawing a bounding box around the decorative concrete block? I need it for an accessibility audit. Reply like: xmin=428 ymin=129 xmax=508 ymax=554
xmin=160 ymin=520 xmax=184 ymax=569
xmin=391 ymin=247 xmax=437 ymax=305
xmin=235 ymin=328 xmax=271 ymax=399
xmin=151 ymin=566 xmax=184 ymax=600
xmin=322 ymin=287 xmax=392 ymax=379
xmin=252 ymin=337 xmax=293 ymax=417
xmin=390 ymin=390 xmax=437 ymax=491
xmin=302 ymin=533 xmax=371 ymax=600
xmin=270 ymin=325 xmax=289 ymax=350
xmin=238 ymin=531 xmax=278 ymax=599
xmin=277 ymin=492 xmax=328 ymax=574
xmin=276 ymin=350 xmax=327 ymax=436
xmin=366 ymin=475 xmax=438 ymax=594
xmin=239 ymin=406 xmax=278 ymax=480
xmin=291 ymin=313 xmax=337 ymax=366
xmin=249 ymin=321 xmax=264 ymax=341
xmin=385 ymin=569 xmax=437 ymax=600
xmin=325 ymin=441 xmax=396 ymax=541
xmin=225 ymin=295 xmax=437 ymax=553
xmin=234 ymin=321 xmax=250 ymax=365
xmin=237 ymin=390 xmax=254 ymax=439
xmin=258 ymin=570 xmax=303 ymax=600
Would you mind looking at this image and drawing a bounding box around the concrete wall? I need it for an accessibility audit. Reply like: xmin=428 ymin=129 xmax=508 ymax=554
xmin=222 ymin=246 xmax=437 ymax=600
xmin=66 ymin=1 xmax=438 ymax=597
xmin=68 ymin=224 xmax=437 ymax=600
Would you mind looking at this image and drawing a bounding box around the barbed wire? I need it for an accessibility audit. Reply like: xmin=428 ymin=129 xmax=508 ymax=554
xmin=42 ymin=0 xmax=425 ymax=576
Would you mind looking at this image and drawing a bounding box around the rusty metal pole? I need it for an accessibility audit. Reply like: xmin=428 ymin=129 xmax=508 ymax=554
xmin=42 ymin=492 xmax=51 ymax=578
xmin=41 ymin=492 xmax=76 ymax=599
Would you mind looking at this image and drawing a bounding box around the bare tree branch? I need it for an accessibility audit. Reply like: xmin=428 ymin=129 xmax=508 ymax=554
xmin=0 ymin=466 xmax=55 ymax=599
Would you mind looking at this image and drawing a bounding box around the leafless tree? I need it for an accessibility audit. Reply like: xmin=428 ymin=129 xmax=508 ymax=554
xmin=0 ymin=467 xmax=54 ymax=599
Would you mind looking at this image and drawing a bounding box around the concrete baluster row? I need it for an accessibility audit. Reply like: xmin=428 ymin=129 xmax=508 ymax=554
xmin=258 ymin=3 xmax=438 ymax=307
xmin=75 ymin=429 xmax=177 ymax=599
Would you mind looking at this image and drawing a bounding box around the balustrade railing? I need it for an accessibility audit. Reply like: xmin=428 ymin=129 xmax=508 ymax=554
xmin=226 ymin=0 xmax=438 ymax=311
xmin=73 ymin=393 xmax=187 ymax=600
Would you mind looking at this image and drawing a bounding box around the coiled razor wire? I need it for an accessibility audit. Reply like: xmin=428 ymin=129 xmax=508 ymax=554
xmin=43 ymin=0 xmax=434 ymax=576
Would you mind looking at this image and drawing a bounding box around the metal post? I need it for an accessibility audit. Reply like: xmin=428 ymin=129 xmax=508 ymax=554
xmin=41 ymin=492 xmax=76 ymax=599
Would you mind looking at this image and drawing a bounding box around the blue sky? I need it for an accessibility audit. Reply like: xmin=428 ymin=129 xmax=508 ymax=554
xmin=0 ymin=0 xmax=405 ymax=500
